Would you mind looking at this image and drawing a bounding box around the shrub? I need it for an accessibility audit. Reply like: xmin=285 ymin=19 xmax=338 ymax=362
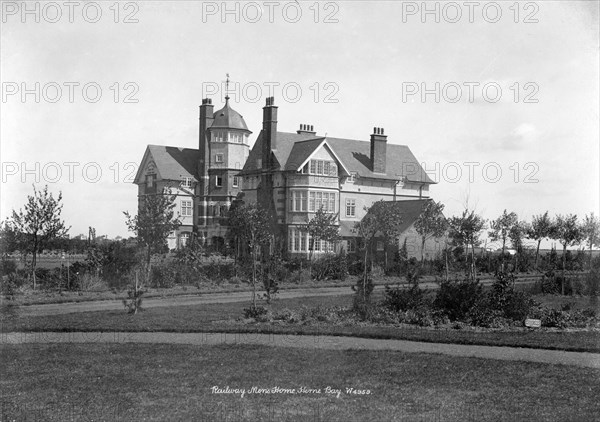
xmin=150 ymin=264 xmax=177 ymax=288
xmin=1 ymin=272 xmax=27 ymax=297
xmin=434 ymin=278 xmax=485 ymax=321
xmin=383 ymin=284 xmax=428 ymax=313
xmin=0 ymin=257 xmax=17 ymax=277
xmin=289 ymin=269 xmax=311 ymax=284
xmin=243 ymin=306 xmax=268 ymax=319
xmin=585 ymin=269 xmax=600 ymax=296
xmin=312 ymin=253 xmax=348 ymax=281
xmin=78 ymin=273 xmax=108 ymax=292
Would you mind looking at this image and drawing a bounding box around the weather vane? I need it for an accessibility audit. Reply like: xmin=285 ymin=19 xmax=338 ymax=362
xmin=225 ymin=73 xmax=230 ymax=100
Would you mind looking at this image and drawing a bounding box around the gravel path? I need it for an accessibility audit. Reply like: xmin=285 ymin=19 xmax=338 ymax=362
xmin=3 ymin=331 xmax=598 ymax=368
xmin=13 ymin=278 xmax=539 ymax=317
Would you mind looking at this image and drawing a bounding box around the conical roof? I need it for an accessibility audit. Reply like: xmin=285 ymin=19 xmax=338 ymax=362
xmin=211 ymin=98 xmax=250 ymax=132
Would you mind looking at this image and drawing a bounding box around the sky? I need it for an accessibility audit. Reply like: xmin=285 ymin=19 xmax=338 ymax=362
xmin=1 ymin=0 xmax=599 ymax=248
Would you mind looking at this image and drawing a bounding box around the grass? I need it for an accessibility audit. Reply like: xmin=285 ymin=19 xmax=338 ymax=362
xmin=2 ymin=294 xmax=600 ymax=353
xmin=1 ymin=343 xmax=598 ymax=421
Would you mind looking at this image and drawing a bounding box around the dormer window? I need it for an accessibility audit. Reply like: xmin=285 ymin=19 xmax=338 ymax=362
xmin=181 ymin=177 xmax=192 ymax=188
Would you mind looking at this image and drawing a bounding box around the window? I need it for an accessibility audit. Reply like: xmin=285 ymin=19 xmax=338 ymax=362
xmin=288 ymin=227 xmax=334 ymax=253
xmin=308 ymin=191 xmax=336 ymax=212
xmin=232 ymin=176 xmax=239 ymax=187
xmin=348 ymin=173 xmax=356 ymax=183
xmin=215 ymin=154 xmax=224 ymax=163
xmin=290 ymin=191 xmax=308 ymax=212
xmin=307 ymin=159 xmax=337 ymax=176
xmin=146 ymin=174 xmax=155 ymax=187
xmin=213 ymin=131 xmax=224 ymax=142
xmin=181 ymin=177 xmax=192 ymax=188
xmin=181 ymin=200 xmax=192 ymax=216
xmin=179 ymin=233 xmax=190 ymax=248
xmin=346 ymin=198 xmax=356 ymax=217
xmin=347 ymin=240 xmax=356 ymax=253
xmin=215 ymin=176 xmax=223 ymax=187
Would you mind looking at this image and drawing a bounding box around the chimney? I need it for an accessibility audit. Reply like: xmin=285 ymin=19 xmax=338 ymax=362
xmin=199 ymin=97 xmax=214 ymax=176
xmin=262 ymin=96 xmax=278 ymax=169
xmin=296 ymin=123 xmax=316 ymax=135
xmin=370 ymin=127 xmax=387 ymax=174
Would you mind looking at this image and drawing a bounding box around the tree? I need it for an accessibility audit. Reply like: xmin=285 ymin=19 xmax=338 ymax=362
xmin=414 ymin=200 xmax=447 ymax=263
xmin=509 ymin=220 xmax=529 ymax=273
xmin=352 ymin=201 xmax=404 ymax=314
xmin=552 ymin=214 xmax=583 ymax=295
xmin=581 ymin=213 xmax=600 ymax=269
xmin=527 ymin=211 xmax=553 ymax=270
xmin=228 ymin=202 xmax=272 ymax=309
xmin=123 ymin=189 xmax=181 ymax=287
xmin=448 ymin=209 xmax=486 ymax=281
xmin=488 ymin=209 xmax=518 ymax=271
xmin=6 ymin=185 xmax=69 ymax=289
xmin=301 ymin=208 xmax=340 ymax=276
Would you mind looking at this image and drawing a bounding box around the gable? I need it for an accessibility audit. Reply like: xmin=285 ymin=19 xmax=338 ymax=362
xmin=134 ymin=145 xmax=200 ymax=185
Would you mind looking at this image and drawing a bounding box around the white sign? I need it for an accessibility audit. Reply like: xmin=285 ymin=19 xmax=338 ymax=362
xmin=525 ymin=319 xmax=541 ymax=328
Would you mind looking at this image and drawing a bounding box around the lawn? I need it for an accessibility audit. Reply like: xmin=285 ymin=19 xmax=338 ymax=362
xmin=2 ymin=294 xmax=600 ymax=353
xmin=1 ymin=343 xmax=598 ymax=421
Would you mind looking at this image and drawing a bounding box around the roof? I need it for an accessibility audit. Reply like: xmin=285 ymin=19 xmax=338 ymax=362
xmin=134 ymin=145 xmax=200 ymax=183
xmin=211 ymin=99 xmax=250 ymax=132
xmin=240 ymin=131 xmax=434 ymax=183
xmin=339 ymin=199 xmax=432 ymax=237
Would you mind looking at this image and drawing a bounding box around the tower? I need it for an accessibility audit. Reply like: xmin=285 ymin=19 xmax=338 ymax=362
xmin=197 ymin=79 xmax=251 ymax=246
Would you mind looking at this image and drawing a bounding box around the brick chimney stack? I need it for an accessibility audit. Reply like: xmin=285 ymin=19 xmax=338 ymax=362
xmin=262 ymin=96 xmax=278 ymax=169
xmin=370 ymin=127 xmax=387 ymax=174
xmin=198 ymin=98 xmax=214 ymax=177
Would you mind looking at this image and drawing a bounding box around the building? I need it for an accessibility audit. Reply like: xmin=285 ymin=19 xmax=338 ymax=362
xmin=134 ymin=95 xmax=435 ymax=254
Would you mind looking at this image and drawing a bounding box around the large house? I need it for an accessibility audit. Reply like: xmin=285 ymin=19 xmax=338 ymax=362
xmin=134 ymin=95 xmax=437 ymax=257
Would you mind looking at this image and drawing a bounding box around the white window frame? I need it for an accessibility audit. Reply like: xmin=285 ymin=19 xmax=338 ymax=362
xmin=215 ymin=153 xmax=224 ymax=163
xmin=346 ymin=198 xmax=356 ymax=217
xmin=181 ymin=200 xmax=193 ymax=217
xmin=232 ymin=176 xmax=239 ymax=187
xmin=181 ymin=177 xmax=192 ymax=188
xmin=215 ymin=176 xmax=223 ymax=187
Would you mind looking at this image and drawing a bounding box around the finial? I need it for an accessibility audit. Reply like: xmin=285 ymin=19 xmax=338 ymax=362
xmin=225 ymin=73 xmax=230 ymax=102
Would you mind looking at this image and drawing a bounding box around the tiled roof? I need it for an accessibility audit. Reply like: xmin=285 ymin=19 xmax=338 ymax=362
xmin=241 ymin=131 xmax=434 ymax=184
xmin=283 ymin=138 xmax=326 ymax=171
xmin=338 ymin=199 xmax=432 ymax=237
xmin=144 ymin=145 xmax=200 ymax=181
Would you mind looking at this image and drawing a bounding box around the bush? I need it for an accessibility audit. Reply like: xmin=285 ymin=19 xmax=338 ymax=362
xmin=434 ymin=278 xmax=485 ymax=321
xmin=0 ymin=257 xmax=17 ymax=277
xmin=150 ymin=264 xmax=177 ymax=288
xmin=312 ymin=253 xmax=348 ymax=281
xmin=1 ymin=272 xmax=27 ymax=297
xmin=289 ymin=269 xmax=311 ymax=284
xmin=78 ymin=273 xmax=108 ymax=292
xmin=243 ymin=306 xmax=268 ymax=319
xmin=383 ymin=284 xmax=428 ymax=313
xmin=585 ymin=269 xmax=600 ymax=296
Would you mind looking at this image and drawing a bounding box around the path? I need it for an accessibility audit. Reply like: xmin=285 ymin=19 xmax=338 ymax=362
xmin=11 ymin=278 xmax=539 ymax=317
xmin=2 ymin=331 xmax=598 ymax=368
